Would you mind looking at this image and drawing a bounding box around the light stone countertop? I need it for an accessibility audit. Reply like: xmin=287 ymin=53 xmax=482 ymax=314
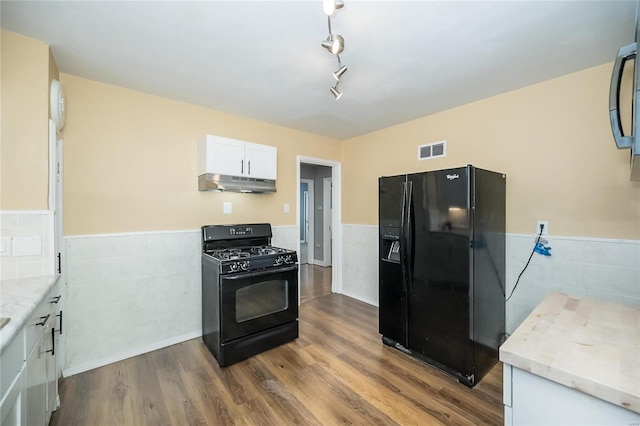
xmin=500 ymin=292 xmax=640 ymax=414
xmin=0 ymin=275 xmax=60 ymax=355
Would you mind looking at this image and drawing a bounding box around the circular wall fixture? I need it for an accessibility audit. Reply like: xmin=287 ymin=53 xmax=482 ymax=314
xmin=50 ymin=79 xmax=66 ymax=130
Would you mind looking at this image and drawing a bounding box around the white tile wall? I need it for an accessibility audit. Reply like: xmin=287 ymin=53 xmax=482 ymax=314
xmin=63 ymin=225 xmax=639 ymax=374
xmin=0 ymin=211 xmax=54 ymax=280
xmin=341 ymin=224 xmax=378 ymax=306
xmin=505 ymin=235 xmax=640 ymax=333
xmin=64 ymin=230 xmax=201 ymax=375
xmin=271 ymin=225 xmax=298 ymax=251
xmin=340 ymin=225 xmax=640 ymax=334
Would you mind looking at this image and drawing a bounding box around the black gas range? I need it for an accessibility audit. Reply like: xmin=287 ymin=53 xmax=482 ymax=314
xmin=201 ymin=223 xmax=299 ymax=367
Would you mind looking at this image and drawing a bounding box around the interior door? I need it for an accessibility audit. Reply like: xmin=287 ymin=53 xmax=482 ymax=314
xmin=378 ymin=175 xmax=407 ymax=345
xmin=407 ymin=168 xmax=471 ymax=375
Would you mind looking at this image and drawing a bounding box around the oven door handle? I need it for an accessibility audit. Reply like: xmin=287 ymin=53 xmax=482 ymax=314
xmin=222 ymin=265 xmax=298 ymax=279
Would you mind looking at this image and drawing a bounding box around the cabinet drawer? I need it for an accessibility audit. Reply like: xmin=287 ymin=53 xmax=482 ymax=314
xmin=0 ymin=329 xmax=24 ymax=399
xmin=25 ymin=281 xmax=62 ymax=358
xmin=25 ymin=300 xmax=52 ymax=359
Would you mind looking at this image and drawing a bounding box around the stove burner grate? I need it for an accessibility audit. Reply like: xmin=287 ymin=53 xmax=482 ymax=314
xmin=251 ymin=246 xmax=287 ymax=256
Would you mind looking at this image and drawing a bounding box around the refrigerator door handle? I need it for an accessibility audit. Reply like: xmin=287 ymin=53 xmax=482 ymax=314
xmin=400 ymin=181 xmax=408 ymax=294
xmin=405 ymin=181 xmax=414 ymax=296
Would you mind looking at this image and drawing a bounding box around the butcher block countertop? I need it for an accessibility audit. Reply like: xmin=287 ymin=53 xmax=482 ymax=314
xmin=500 ymin=292 xmax=640 ymax=414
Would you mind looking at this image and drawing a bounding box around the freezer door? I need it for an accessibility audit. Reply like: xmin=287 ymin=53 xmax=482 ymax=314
xmin=406 ymin=167 xmax=472 ymax=375
xmin=378 ymin=175 xmax=408 ymax=345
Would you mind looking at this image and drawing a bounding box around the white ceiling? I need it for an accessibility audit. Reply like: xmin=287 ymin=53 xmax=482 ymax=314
xmin=1 ymin=1 xmax=635 ymax=140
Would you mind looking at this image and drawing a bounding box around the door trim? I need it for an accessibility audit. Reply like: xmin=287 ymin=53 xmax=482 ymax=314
xmin=300 ymin=179 xmax=315 ymax=265
xmin=322 ymin=177 xmax=332 ymax=267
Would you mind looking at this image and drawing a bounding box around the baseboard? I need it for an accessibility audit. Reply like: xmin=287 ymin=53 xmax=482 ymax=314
xmin=339 ymin=289 xmax=378 ymax=307
xmin=62 ymin=330 xmax=201 ymax=377
xmin=312 ymin=259 xmax=331 ymax=267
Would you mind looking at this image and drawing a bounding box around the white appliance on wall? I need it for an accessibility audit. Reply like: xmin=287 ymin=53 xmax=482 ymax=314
xmin=610 ymin=3 xmax=640 ymax=182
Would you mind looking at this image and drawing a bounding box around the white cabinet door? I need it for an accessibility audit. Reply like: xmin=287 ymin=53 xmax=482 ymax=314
xmin=208 ymin=136 xmax=245 ymax=177
xmin=244 ymin=142 xmax=277 ymax=180
xmin=24 ymin=336 xmax=46 ymax=426
xmin=45 ymin=323 xmax=57 ymax=423
xmin=0 ymin=368 xmax=26 ymax=426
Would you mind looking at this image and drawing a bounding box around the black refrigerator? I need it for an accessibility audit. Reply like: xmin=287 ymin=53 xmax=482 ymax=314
xmin=379 ymin=165 xmax=505 ymax=387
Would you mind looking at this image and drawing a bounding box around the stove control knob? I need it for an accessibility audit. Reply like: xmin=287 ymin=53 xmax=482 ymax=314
xmin=240 ymin=261 xmax=250 ymax=271
xmin=274 ymin=256 xmax=284 ymax=266
xmin=229 ymin=263 xmax=239 ymax=272
xmin=284 ymin=255 xmax=293 ymax=264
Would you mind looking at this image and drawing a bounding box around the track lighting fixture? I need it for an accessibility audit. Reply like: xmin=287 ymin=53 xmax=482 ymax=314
xmin=333 ymin=65 xmax=347 ymax=81
xmin=330 ymin=86 xmax=342 ymax=100
xmin=323 ymin=0 xmax=344 ymax=16
xmin=320 ymin=1 xmax=347 ymax=99
xmin=321 ymin=34 xmax=344 ymax=55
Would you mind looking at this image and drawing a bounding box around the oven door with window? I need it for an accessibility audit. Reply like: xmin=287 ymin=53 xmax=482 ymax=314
xmin=219 ymin=265 xmax=298 ymax=342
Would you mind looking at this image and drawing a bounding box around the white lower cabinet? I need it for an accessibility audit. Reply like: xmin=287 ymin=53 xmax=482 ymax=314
xmin=0 ymin=279 xmax=62 ymax=426
xmin=25 ymin=332 xmax=46 ymax=426
xmin=503 ymin=364 xmax=640 ymax=425
xmin=45 ymin=320 xmax=57 ymax=424
xmin=0 ymin=368 xmax=25 ymax=426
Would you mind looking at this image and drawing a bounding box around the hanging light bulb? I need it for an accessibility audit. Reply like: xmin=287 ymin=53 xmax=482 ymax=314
xmin=321 ymin=34 xmax=344 ymax=55
xmin=323 ymin=0 xmax=344 ymax=16
xmin=330 ymin=86 xmax=342 ymax=100
xmin=332 ymin=65 xmax=347 ymax=81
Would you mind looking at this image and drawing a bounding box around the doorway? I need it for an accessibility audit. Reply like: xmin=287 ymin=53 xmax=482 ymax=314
xmin=297 ymin=157 xmax=342 ymax=304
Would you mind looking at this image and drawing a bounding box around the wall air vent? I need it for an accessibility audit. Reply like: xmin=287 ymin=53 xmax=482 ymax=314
xmin=418 ymin=140 xmax=447 ymax=160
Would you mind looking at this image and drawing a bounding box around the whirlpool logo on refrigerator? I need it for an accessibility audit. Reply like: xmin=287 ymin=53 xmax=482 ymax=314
xmin=446 ymin=174 xmax=460 ymax=180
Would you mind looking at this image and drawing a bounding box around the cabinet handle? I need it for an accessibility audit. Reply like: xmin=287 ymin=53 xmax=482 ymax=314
xmin=51 ymin=295 xmax=61 ymax=304
xmin=36 ymin=314 xmax=50 ymax=326
xmin=46 ymin=327 xmax=55 ymax=356
xmin=248 ymin=160 xmax=251 ymax=175
xmin=241 ymin=159 xmax=244 ymax=174
xmin=57 ymin=311 xmax=63 ymax=335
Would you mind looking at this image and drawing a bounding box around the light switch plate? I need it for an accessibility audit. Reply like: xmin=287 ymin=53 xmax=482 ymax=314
xmin=284 ymin=203 xmax=290 ymax=213
xmin=12 ymin=236 xmax=41 ymax=256
xmin=223 ymin=202 xmax=232 ymax=215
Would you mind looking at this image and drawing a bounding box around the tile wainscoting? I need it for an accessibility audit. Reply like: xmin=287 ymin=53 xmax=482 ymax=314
xmin=341 ymin=224 xmax=378 ymax=305
xmin=63 ymin=225 xmax=304 ymax=376
xmin=271 ymin=225 xmax=298 ymax=251
xmin=62 ymin=225 xmax=640 ymax=375
xmin=64 ymin=230 xmax=202 ymax=376
xmin=0 ymin=210 xmax=55 ymax=280
xmin=340 ymin=225 xmax=640 ymax=334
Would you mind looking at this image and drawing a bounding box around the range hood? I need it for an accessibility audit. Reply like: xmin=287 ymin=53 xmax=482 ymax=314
xmin=198 ymin=173 xmax=276 ymax=193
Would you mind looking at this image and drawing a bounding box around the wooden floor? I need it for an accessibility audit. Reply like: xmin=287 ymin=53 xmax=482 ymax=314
xmin=51 ymin=294 xmax=503 ymax=426
xmin=299 ymin=264 xmax=332 ymax=304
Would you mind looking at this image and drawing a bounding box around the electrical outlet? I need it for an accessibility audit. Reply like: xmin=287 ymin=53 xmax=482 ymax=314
xmin=536 ymin=221 xmax=548 ymax=235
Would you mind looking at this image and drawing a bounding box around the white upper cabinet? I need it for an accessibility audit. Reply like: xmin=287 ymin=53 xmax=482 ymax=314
xmin=198 ymin=135 xmax=277 ymax=180
xmin=244 ymin=141 xmax=277 ymax=180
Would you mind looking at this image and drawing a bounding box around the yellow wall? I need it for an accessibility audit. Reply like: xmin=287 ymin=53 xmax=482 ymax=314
xmin=0 ymin=30 xmax=51 ymax=209
xmin=342 ymin=63 xmax=640 ymax=239
xmin=2 ymin=29 xmax=638 ymax=239
xmin=59 ymin=74 xmax=341 ymax=235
